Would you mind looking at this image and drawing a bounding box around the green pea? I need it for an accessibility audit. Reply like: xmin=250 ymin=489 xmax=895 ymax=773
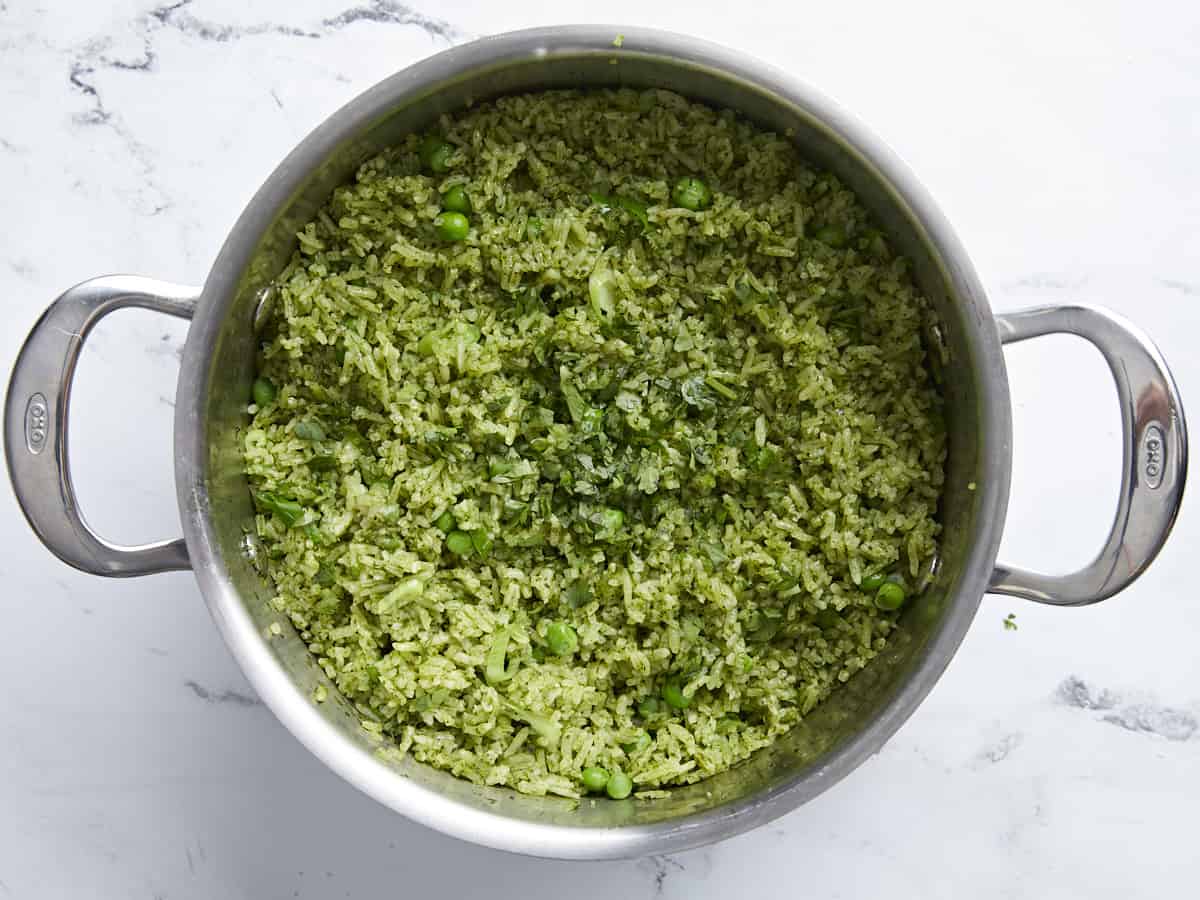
xmin=815 ymin=224 xmax=848 ymax=247
xmin=662 ymin=678 xmax=691 ymax=710
xmin=875 ymin=581 xmax=907 ymax=611
xmin=442 ymin=184 xmax=471 ymax=214
xmin=605 ymin=771 xmax=633 ymax=800
xmin=434 ymin=211 xmax=470 ymax=242
xmin=293 ymin=419 xmax=325 ymax=442
xmin=601 ymin=508 xmax=624 ymax=531
xmin=581 ymin=766 xmax=609 ymax=793
xmin=622 ymin=730 xmax=652 ymax=755
xmin=419 ymin=135 xmax=453 ymax=173
xmin=435 ymin=511 xmax=456 ymax=533
xmin=861 ymin=572 xmax=887 ymax=591
xmin=546 ymin=621 xmax=578 ymax=656
xmin=252 ymin=377 xmax=276 ymax=407
xmin=671 ymin=176 xmax=712 ymax=211
xmin=445 ymin=530 xmax=474 ymax=557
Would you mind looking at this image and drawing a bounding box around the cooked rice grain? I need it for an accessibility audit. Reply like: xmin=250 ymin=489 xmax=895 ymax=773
xmin=244 ymin=89 xmax=946 ymax=798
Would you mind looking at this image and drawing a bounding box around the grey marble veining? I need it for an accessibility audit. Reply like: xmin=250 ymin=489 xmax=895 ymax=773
xmin=1 ymin=1 xmax=1198 ymax=897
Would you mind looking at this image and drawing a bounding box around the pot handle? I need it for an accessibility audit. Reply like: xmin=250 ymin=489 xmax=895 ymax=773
xmin=990 ymin=304 xmax=1187 ymax=605
xmin=4 ymin=276 xmax=201 ymax=577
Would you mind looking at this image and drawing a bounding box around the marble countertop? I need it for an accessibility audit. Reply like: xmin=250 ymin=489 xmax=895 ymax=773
xmin=2 ymin=1 xmax=1198 ymax=896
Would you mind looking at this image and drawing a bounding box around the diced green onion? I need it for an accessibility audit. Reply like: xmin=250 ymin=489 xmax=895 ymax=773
xmin=377 ymin=576 xmax=424 ymax=614
xmin=588 ymin=265 xmax=617 ymax=321
xmin=704 ymin=375 xmax=738 ymax=401
xmin=503 ymin=700 xmax=560 ymax=746
xmin=485 ymin=627 xmax=518 ymax=684
xmin=754 ymin=415 xmax=768 ymax=448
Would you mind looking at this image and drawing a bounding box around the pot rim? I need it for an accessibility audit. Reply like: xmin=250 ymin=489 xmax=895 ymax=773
xmin=175 ymin=24 xmax=1012 ymax=858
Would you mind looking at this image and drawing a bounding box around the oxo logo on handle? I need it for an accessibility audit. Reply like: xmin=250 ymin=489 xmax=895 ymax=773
xmin=24 ymin=393 xmax=48 ymax=455
xmin=1139 ymin=422 xmax=1166 ymax=490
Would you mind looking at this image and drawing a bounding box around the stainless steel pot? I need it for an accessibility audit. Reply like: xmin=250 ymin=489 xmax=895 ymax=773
xmin=4 ymin=26 xmax=1187 ymax=859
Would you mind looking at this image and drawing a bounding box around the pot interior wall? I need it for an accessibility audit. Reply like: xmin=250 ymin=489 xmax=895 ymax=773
xmin=199 ymin=45 xmax=990 ymax=830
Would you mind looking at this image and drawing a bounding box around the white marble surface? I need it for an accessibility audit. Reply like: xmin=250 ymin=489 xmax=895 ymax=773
xmin=2 ymin=1 xmax=1198 ymax=896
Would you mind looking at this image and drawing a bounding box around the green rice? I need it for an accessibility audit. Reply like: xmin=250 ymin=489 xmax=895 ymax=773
xmin=243 ymin=89 xmax=946 ymax=799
